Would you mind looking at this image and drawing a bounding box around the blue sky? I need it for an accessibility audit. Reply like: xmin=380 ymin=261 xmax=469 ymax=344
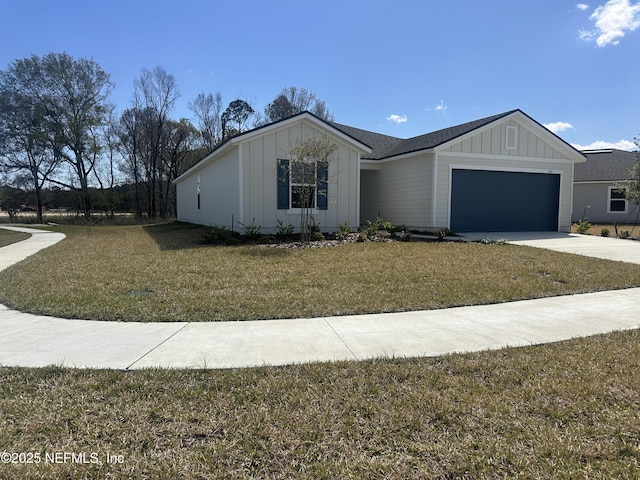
xmin=2 ymin=0 xmax=639 ymax=150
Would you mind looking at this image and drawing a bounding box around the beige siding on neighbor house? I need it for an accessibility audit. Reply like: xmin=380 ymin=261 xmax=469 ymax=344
xmin=573 ymin=182 xmax=636 ymax=223
xmin=360 ymin=154 xmax=433 ymax=228
xmin=176 ymin=148 xmax=240 ymax=227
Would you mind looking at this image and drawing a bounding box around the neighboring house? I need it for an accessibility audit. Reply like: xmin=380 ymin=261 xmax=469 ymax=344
xmin=174 ymin=109 xmax=585 ymax=233
xmin=572 ymin=149 xmax=639 ymax=223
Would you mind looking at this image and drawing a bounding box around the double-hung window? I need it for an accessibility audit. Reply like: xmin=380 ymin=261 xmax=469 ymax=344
xmin=291 ymin=161 xmax=316 ymax=209
xmin=608 ymin=186 xmax=628 ymax=213
xmin=277 ymin=158 xmax=328 ymax=211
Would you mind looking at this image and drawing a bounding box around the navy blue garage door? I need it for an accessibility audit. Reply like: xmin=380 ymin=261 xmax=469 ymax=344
xmin=450 ymin=169 xmax=560 ymax=232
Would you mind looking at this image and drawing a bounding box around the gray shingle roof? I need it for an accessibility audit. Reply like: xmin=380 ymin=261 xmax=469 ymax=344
xmin=326 ymin=123 xmax=404 ymax=160
xmin=331 ymin=110 xmax=517 ymax=160
xmin=575 ymin=149 xmax=639 ymax=182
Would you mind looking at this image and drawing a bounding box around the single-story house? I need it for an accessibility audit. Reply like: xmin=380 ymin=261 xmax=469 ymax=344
xmin=572 ymin=148 xmax=639 ymax=223
xmin=174 ymin=109 xmax=586 ymax=233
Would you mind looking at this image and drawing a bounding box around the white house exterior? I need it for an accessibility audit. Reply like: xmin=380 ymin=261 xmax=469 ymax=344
xmin=175 ymin=113 xmax=371 ymax=233
xmin=345 ymin=110 xmax=585 ymax=232
xmin=175 ymin=109 xmax=585 ymax=233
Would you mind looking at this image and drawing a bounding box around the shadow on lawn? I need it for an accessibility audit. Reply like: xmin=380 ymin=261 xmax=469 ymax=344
xmin=143 ymin=221 xmax=292 ymax=256
xmin=143 ymin=221 xmax=217 ymax=251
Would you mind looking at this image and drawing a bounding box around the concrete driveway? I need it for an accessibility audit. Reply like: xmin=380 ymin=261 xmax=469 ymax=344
xmin=460 ymin=231 xmax=640 ymax=264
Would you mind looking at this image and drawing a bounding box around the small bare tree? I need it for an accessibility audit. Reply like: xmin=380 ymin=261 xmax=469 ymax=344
xmin=285 ymin=137 xmax=336 ymax=243
xmin=188 ymin=91 xmax=223 ymax=151
xmin=623 ymin=137 xmax=640 ymax=207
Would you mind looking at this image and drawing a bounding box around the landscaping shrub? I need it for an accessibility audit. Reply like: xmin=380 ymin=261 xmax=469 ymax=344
xmin=601 ymin=228 xmax=610 ymax=237
xmin=309 ymin=223 xmax=325 ymax=241
xmin=276 ymin=219 xmax=294 ymax=236
xmin=259 ymin=234 xmax=277 ymax=244
xmin=365 ymin=217 xmax=392 ymax=237
xmin=336 ymin=220 xmax=352 ymax=240
xmin=237 ymin=218 xmax=262 ymax=239
xmin=573 ymin=218 xmax=592 ymax=234
xmin=201 ymin=226 xmax=233 ymax=244
xmin=436 ymin=228 xmax=454 ymax=240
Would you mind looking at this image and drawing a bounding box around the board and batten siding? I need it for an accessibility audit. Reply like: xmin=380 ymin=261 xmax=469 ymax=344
xmin=430 ymin=119 xmax=577 ymax=232
xmin=239 ymin=121 xmax=361 ymax=233
xmin=175 ymin=148 xmax=240 ymax=228
xmin=443 ymin=119 xmax=567 ymax=159
xmin=360 ymin=154 xmax=433 ymax=229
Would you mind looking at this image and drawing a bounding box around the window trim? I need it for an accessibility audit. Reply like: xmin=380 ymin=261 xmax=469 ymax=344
xmin=277 ymin=158 xmax=328 ymax=211
xmin=607 ymin=186 xmax=628 ymax=214
xmin=505 ymin=125 xmax=518 ymax=150
xmin=290 ymin=161 xmax=317 ymax=209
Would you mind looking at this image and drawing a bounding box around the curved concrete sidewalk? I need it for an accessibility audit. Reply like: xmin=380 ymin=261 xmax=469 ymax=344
xmin=0 ymin=225 xmax=66 ymax=271
xmin=0 ymin=226 xmax=639 ymax=370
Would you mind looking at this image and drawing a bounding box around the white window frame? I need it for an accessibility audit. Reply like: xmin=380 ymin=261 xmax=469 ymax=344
xmin=288 ymin=160 xmax=319 ymax=213
xmin=505 ymin=125 xmax=518 ymax=150
xmin=607 ymin=186 xmax=628 ymax=214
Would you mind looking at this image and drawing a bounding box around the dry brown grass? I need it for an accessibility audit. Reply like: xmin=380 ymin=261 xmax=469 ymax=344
xmin=1 ymin=222 xmax=640 ymax=322
xmin=579 ymin=223 xmax=640 ymax=237
xmin=1 ymin=329 xmax=639 ymax=478
xmin=0 ymin=227 xmax=30 ymax=247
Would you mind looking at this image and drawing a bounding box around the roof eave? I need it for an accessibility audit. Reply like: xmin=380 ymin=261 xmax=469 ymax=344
xmin=174 ymin=111 xmax=372 ymax=184
xmin=373 ymin=148 xmax=436 ymax=162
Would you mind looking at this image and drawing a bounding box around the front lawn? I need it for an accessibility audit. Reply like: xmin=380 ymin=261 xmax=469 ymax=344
xmin=0 ymin=329 xmax=638 ymax=478
xmin=1 ymin=222 xmax=640 ymax=322
xmin=0 ymin=227 xmax=30 ymax=247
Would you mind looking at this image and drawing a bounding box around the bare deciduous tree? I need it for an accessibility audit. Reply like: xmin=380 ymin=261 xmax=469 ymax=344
xmin=132 ymin=66 xmax=180 ymax=217
xmin=285 ymin=137 xmax=336 ymax=243
xmin=618 ymin=137 xmax=640 ymax=214
xmin=189 ymin=91 xmax=223 ymax=151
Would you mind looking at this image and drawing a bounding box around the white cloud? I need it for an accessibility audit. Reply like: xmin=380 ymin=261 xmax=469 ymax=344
xmin=576 ymin=3 xmax=590 ymax=11
xmin=434 ymin=100 xmax=448 ymax=113
xmin=579 ymin=0 xmax=640 ymax=46
xmin=387 ymin=114 xmax=408 ymax=124
xmin=543 ymin=121 xmax=574 ymax=133
xmin=571 ymin=139 xmax=637 ymax=150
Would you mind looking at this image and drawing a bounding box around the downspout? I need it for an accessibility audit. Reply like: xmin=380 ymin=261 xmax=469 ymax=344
xmin=565 ymin=164 xmax=574 ymax=232
xmin=432 ymin=153 xmax=438 ymax=228
xmin=356 ymin=152 xmax=361 ymax=228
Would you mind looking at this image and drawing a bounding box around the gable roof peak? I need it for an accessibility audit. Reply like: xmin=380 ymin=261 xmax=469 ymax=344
xmin=331 ymin=109 xmax=519 ymax=160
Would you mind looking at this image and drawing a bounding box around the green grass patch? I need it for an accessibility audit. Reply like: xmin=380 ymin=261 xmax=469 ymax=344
xmin=1 ymin=329 xmax=639 ymax=478
xmin=0 ymin=228 xmax=31 ymax=247
xmin=1 ymin=222 xmax=640 ymax=322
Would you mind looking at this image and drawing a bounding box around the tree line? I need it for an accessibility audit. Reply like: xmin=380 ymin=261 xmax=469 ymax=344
xmin=0 ymin=52 xmax=333 ymax=222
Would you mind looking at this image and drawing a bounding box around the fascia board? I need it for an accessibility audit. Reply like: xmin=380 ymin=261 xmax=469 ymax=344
xmin=370 ymin=149 xmax=435 ymax=164
xmin=230 ymin=113 xmax=372 ymax=154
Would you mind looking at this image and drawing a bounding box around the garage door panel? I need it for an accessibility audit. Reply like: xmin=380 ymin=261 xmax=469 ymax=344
xmin=451 ymin=169 xmax=560 ymax=232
